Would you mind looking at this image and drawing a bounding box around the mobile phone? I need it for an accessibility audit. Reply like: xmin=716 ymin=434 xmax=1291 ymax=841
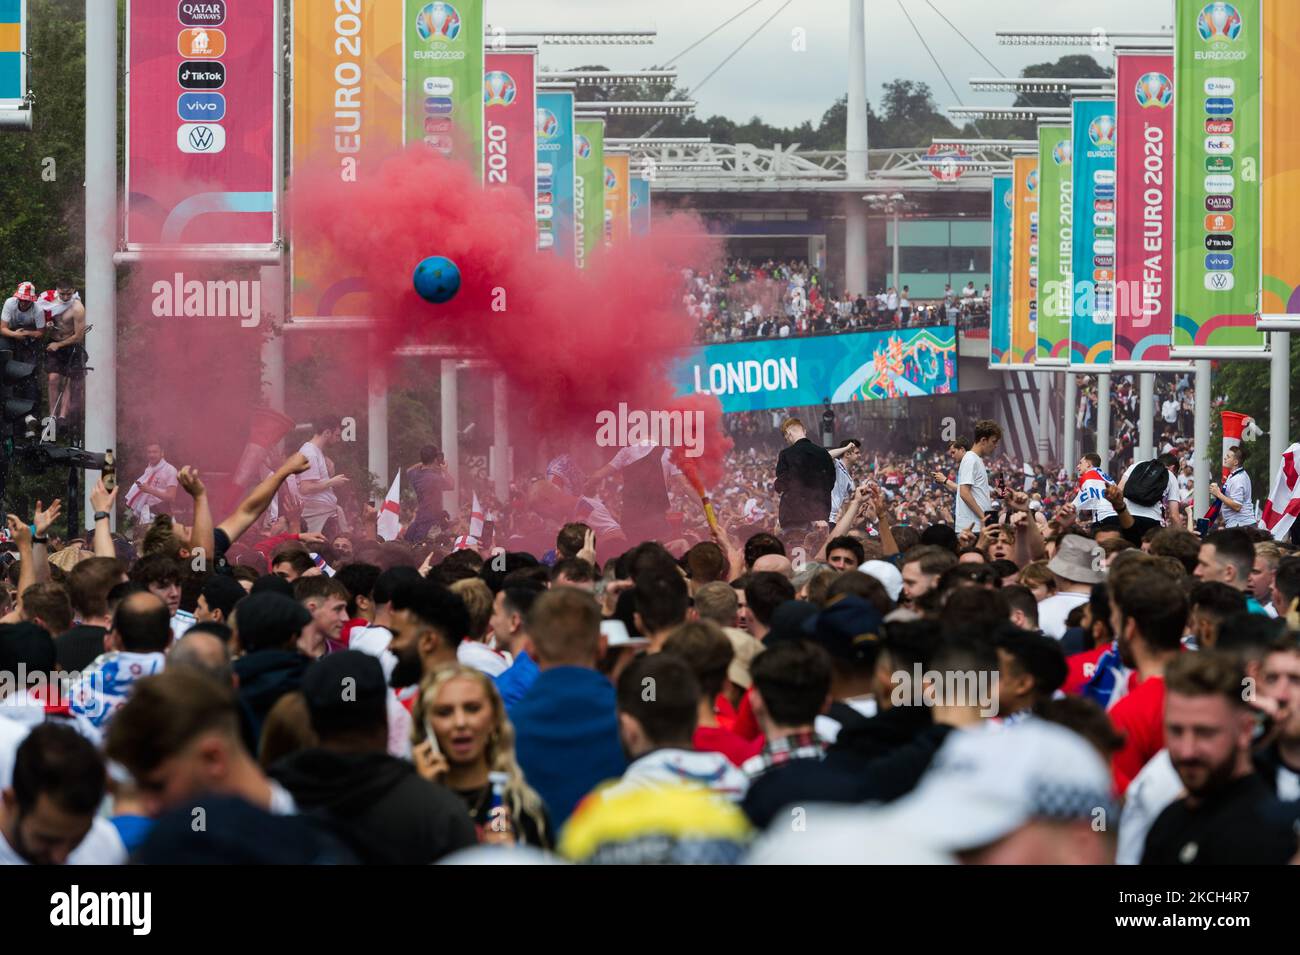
xmin=423 ymin=718 xmax=442 ymax=756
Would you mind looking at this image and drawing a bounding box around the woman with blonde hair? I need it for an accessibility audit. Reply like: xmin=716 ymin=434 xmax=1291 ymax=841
xmin=411 ymin=665 xmax=551 ymax=848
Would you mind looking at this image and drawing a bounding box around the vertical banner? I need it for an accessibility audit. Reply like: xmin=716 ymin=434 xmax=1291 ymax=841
xmin=1260 ymin=0 xmax=1300 ymax=324
xmin=604 ymin=153 xmax=630 ymax=244
xmin=126 ymin=0 xmax=277 ymax=247
xmin=404 ymin=0 xmax=483 ymax=175
xmin=536 ymin=90 xmax=575 ymax=260
xmin=292 ymin=0 xmax=404 ymax=317
xmin=484 ymin=50 xmax=536 ymax=205
xmin=630 ymin=176 xmax=652 ymax=236
xmin=1172 ymin=0 xmax=1265 ymax=354
xmin=1114 ymin=52 xmax=1180 ymax=368
xmin=1037 ymin=125 xmax=1073 ymax=366
xmin=1010 ymin=154 xmax=1039 ymax=366
xmin=574 ymin=118 xmax=605 ymax=269
xmin=0 ymin=0 xmax=25 ymax=110
xmin=1068 ymin=98 xmax=1118 ymax=368
xmin=990 ymin=175 xmax=1014 ymax=367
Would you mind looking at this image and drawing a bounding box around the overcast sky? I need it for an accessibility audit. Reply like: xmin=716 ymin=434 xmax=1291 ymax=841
xmin=488 ymin=0 xmax=1173 ymax=128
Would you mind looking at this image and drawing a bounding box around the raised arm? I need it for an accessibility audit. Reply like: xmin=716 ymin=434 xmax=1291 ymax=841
xmin=217 ymin=452 xmax=312 ymax=544
xmin=90 ymin=479 xmax=118 ymax=558
xmin=177 ymin=467 xmax=214 ymax=566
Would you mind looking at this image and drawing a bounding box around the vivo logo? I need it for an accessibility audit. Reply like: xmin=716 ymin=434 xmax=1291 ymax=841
xmin=177 ymin=92 xmax=226 ymax=122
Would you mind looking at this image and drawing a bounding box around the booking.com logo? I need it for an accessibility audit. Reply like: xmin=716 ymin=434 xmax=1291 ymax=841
xmin=594 ymin=403 xmax=704 ymax=458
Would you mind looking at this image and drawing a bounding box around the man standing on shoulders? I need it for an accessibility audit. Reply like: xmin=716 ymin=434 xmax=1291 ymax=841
xmin=404 ymin=446 xmax=454 ymax=544
xmin=955 ymin=420 xmax=1001 ymax=533
xmin=298 ymin=418 xmax=349 ymax=537
xmin=828 ymin=438 xmax=861 ymax=523
xmin=773 ymin=417 xmax=836 ymax=536
xmin=125 ymin=443 xmax=179 ymax=524
xmin=1209 ymin=444 xmax=1254 ymax=529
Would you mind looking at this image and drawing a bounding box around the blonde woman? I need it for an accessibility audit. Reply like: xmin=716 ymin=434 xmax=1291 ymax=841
xmin=411 ymin=666 xmax=551 ymax=848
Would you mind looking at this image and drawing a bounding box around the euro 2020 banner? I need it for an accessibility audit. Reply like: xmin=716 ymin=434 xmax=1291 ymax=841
xmin=536 ymin=90 xmax=575 ymax=260
xmin=1068 ymin=98 xmax=1118 ymax=368
xmin=1036 ymin=125 xmax=1072 ymax=366
xmin=404 ymin=0 xmax=483 ymax=174
xmin=1114 ymin=51 xmax=1179 ymax=368
xmin=990 ymin=175 xmax=1013 ymax=367
xmin=292 ymin=0 xmax=403 ymax=318
xmin=574 ymin=118 xmax=605 ymax=269
xmin=484 ymin=51 xmax=536 ymax=204
xmin=630 ymin=176 xmax=652 ymax=236
xmin=1172 ymin=0 xmax=1264 ymax=354
xmin=1010 ymin=155 xmax=1038 ymax=366
xmin=675 ymin=327 xmax=958 ymax=415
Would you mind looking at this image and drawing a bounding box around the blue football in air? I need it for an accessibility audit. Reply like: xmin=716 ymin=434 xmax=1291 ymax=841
xmin=413 ymin=256 xmax=462 ymax=304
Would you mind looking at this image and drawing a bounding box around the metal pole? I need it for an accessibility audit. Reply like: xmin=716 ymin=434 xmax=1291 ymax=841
xmin=83 ymin=0 xmax=117 ymax=529
xmin=440 ymin=358 xmax=460 ymax=519
xmin=892 ymin=208 xmax=901 ymax=294
xmin=1063 ymin=373 xmax=1077 ymax=469
xmin=1194 ymin=360 xmax=1211 ymax=517
xmin=844 ymin=1 xmax=868 ymax=297
xmin=1037 ymin=372 xmax=1051 ymax=465
xmin=1271 ymin=332 xmax=1291 ymax=483
xmin=367 ymin=345 xmax=388 ymax=497
xmin=1138 ymin=372 xmax=1155 ymax=461
xmin=493 ymin=372 xmax=510 ymax=503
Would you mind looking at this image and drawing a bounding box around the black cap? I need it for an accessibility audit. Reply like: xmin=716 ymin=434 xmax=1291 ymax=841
xmin=765 ymin=599 xmax=820 ymax=646
xmin=301 ymin=650 xmax=388 ymax=736
xmin=234 ymin=592 xmax=311 ymax=652
xmin=801 ymin=596 xmax=885 ymax=666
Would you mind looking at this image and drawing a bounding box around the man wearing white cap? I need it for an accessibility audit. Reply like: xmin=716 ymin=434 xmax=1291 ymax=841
xmin=750 ymin=719 xmax=1115 ymax=864
xmin=1 ymin=284 xmax=46 ymax=395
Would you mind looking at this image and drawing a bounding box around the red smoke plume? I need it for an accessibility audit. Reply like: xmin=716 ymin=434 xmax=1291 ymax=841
xmin=289 ymin=146 xmax=732 ymax=487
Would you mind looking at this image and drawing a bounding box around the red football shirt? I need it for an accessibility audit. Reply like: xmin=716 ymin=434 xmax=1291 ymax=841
xmin=1109 ymin=674 xmax=1166 ymax=794
xmin=693 ymin=725 xmax=763 ymax=767
xmin=1063 ymin=645 xmax=1109 ymax=696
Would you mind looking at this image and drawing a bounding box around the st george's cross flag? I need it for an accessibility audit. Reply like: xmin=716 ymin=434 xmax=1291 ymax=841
xmin=377 ymin=472 xmax=402 ymax=541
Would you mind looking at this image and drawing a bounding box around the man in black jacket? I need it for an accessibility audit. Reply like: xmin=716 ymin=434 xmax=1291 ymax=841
xmin=271 ymin=651 xmax=476 ymax=864
xmin=773 ymin=417 xmax=836 ymax=534
xmin=230 ymin=592 xmax=314 ymax=752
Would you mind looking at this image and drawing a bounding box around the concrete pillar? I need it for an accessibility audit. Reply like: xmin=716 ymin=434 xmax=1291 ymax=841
xmin=1063 ymin=373 xmax=1077 ymax=468
xmin=492 ymin=371 xmax=509 ymax=503
xmin=1271 ymin=331 xmax=1291 ymax=485
xmin=1194 ymin=360 xmax=1212 ymax=517
xmin=1037 ymin=371 xmax=1051 ymax=465
xmin=1097 ymin=373 xmax=1111 ymax=468
xmin=260 ymin=264 xmax=285 ymax=411
xmin=83 ymin=0 xmax=117 ymax=528
xmin=1138 ymin=372 xmax=1155 ymax=461
xmin=367 ymin=344 xmax=388 ymax=496
xmin=441 ymin=358 xmax=460 ymax=519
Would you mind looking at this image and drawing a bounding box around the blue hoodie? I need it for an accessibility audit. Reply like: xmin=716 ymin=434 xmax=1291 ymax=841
xmin=511 ymin=666 xmax=626 ymax=828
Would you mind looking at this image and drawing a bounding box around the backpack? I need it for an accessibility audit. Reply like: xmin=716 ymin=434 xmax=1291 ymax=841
xmin=1124 ymin=459 xmax=1168 ymax=508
